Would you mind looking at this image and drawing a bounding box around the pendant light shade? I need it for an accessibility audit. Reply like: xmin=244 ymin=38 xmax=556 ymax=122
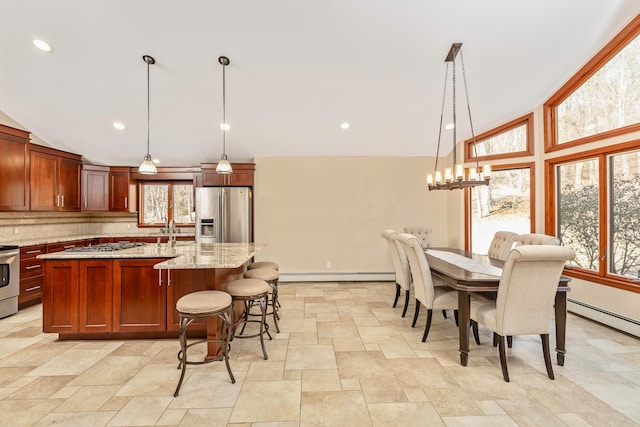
xmin=216 ymin=56 xmax=233 ymax=174
xmin=138 ymin=54 xmax=157 ymax=175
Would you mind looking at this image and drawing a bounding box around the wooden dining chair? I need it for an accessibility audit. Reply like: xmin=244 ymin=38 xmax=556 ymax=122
xmin=487 ymin=231 xmax=519 ymax=260
xmin=470 ymin=245 xmax=575 ymax=382
xmin=398 ymin=233 xmax=458 ymax=342
xmin=381 ymin=229 xmax=413 ymax=317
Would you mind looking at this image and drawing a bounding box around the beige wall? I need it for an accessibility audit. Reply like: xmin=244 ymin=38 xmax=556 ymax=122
xmin=253 ymin=156 xmax=448 ymax=277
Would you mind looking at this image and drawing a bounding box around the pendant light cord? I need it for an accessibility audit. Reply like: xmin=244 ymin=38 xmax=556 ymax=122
xmin=146 ymin=58 xmax=150 ymax=158
xmin=222 ymin=60 xmax=226 ymax=158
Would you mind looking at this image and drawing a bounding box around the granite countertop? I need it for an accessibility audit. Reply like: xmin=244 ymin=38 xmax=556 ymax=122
xmin=37 ymin=242 xmax=266 ymax=270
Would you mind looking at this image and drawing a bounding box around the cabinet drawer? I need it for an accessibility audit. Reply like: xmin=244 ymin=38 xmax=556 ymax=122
xmin=21 ymin=258 xmax=44 ymax=278
xmin=20 ymin=276 xmax=43 ymax=300
xmin=20 ymin=245 xmax=46 ymax=260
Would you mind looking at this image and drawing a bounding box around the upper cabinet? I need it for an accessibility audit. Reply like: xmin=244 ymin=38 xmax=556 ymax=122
xmin=0 ymin=124 xmax=30 ymax=211
xmin=109 ymin=167 xmax=131 ymax=212
xmin=82 ymin=165 xmax=109 ymax=212
xmin=197 ymin=163 xmax=255 ymax=187
xmin=30 ymin=145 xmax=82 ymax=211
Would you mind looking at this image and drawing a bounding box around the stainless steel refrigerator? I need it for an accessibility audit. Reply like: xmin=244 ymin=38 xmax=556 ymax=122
xmin=195 ymin=187 xmax=252 ymax=243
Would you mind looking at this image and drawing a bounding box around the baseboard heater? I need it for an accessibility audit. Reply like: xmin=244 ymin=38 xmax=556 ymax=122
xmin=279 ymin=272 xmax=394 ymax=283
xmin=568 ymin=298 xmax=640 ymax=338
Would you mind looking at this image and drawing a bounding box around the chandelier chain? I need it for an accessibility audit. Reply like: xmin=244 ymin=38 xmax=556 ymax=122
xmin=434 ymin=63 xmax=449 ymax=173
xmin=459 ymin=50 xmax=480 ymax=171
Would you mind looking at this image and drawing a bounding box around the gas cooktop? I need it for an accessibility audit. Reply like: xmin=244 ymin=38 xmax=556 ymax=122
xmin=65 ymin=242 xmax=147 ymax=252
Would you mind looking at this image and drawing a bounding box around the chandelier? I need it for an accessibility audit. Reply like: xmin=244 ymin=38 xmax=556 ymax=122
xmin=427 ymin=43 xmax=490 ymax=191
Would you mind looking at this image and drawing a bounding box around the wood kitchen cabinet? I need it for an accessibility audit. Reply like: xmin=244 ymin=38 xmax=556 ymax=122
xmin=109 ymin=167 xmax=131 ymax=211
xmin=82 ymin=165 xmax=109 ymax=212
xmin=30 ymin=145 xmax=82 ymax=211
xmin=19 ymin=244 xmax=46 ymax=308
xmin=0 ymin=124 xmax=29 ymax=211
xmin=197 ymin=163 xmax=255 ymax=187
xmin=166 ymin=269 xmax=212 ymax=332
xmin=79 ymin=260 xmax=113 ymax=333
xmin=43 ymin=260 xmax=79 ymax=333
xmin=113 ymin=258 xmax=166 ymax=332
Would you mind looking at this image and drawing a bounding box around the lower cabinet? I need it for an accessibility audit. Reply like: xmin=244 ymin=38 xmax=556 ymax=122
xmin=42 ymin=258 xmax=209 ymax=335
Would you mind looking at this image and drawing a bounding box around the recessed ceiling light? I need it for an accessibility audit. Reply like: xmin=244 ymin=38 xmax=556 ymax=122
xmin=220 ymin=123 xmax=230 ymax=131
xmin=445 ymin=123 xmax=455 ymax=130
xmin=33 ymin=39 xmax=53 ymax=52
xmin=113 ymin=121 xmax=126 ymax=130
xmin=340 ymin=122 xmax=350 ymax=130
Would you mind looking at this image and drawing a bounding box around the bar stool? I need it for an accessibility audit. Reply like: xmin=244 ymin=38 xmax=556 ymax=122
xmin=226 ymin=278 xmax=272 ymax=360
xmin=244 ymin=267 xmax=280 ymax=333
xmin=174 ymin=290 xmax=235 ymax=397
xmin=247 ymin=261 xmax=279 ymax=271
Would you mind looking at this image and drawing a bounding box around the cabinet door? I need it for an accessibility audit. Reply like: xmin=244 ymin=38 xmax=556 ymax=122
xmin=0 ymin=129 xmax=29 ymax=211
xmin=109 ymin=170 xmax=130 ymax=211
xmin=30 ymin=151 xmax=58 ymax=211
xmin=113 ymin=259 xmax=166 ymax=332
xmin=228 ymin=170 xmax=254 ymax=186
xmin=82 ymin=169 xmax=109 ymax=211
xmin=166 ymin=269 xmax=213 ymax=332
xmin=42 ymin=260 xmax=79 ymax=333
xmin=58 ymin=158 xmax=81 ymax=211
xmin=201 ymin=170 xmax=226 ymax=186
xmin=79 ymin=260 xmax=113 ymax=333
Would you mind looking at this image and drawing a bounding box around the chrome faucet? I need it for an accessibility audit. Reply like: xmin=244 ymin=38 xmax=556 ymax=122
xmin=168 ymin=219 xmax=176 ymax=247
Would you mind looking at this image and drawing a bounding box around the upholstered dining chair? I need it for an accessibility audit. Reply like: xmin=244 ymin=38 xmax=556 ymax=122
xmin=470 ymin=245 xmax=575 ymax=382
xmin=487 ymin=231 xmax=520 ymax=260
xmin=381 ymin=229 xmax=412 ymax=317
xmin=398 ymin=233 xmax=458 ymax=342
xmin=515 ymin=233 xmax=560 ymax=246
xmin=403 ymin=226 xmax=433 ymax=249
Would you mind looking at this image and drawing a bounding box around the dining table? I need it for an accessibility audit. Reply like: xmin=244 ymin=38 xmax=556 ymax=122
xmin=424 ymin=247 xmax=571 ymax=367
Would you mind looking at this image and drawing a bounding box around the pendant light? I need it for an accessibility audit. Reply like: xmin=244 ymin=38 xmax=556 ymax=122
xmin=138 ymin=54 xmax=157 ymax=175
xmin=427 ymin=43 xmax=490 ymax=191
xmin=216 ymin=56 xmax=233 ymax=174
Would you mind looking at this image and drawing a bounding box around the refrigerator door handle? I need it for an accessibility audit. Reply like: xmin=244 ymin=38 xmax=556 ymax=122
xmin=220 ymin=188 xmax=225 ymax=243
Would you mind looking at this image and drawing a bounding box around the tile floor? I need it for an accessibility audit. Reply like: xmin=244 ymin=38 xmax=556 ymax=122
xmin=1 ymin=282 xmax=640 ymax=426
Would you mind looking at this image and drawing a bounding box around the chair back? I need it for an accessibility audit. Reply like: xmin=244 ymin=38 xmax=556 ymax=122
xmin=403 ymin=226 xmax=433 ymax=248
xmin=398 ymin=233 xmax=435 ymax=307
xmin=515 ymin=233 xmax=560 ymax=246
xmin=487 ymin=231 xmax=519 ymax=260
xmin=496 ymin=245 xmax=574 ymax=336
xmin=381 ymin=230 xmax=411 ymax=291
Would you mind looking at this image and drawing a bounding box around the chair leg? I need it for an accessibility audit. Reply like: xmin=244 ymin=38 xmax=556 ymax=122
xmin=453 ymin=310 xmax=459 ymax=327
xmin=471 ymin=320 xmax=480 ymax=345
xmin=270 ymin=285 xmax=280 ymax=333
xmin=174 ymin=316 xmax=188 ymax=397
xmin=541 ymin=334 xmax=555 ymax=380
xmin=442 ymin=310 xmax=448 ymax=319
xmin=507 ymin=336 xmax=513 ymax=348
xmin=221 ymin=311 xmax=236 ymax=384
xmin=393 ymin=283 xmax=401 ymax=308
xmin=412 ymin=303 xmax=421 ymax=327
xmin=258 ymin=296 xmax=269 ymax=360
xmin=497 ymin=334 xmax=510 ymax=382
xmin=493 ymin=332 xmax=498 ymax=347
xmin=401 ymin=290 xmax=410 ymax=318
xmin=422 ymin=309 xmax=433 ymax=342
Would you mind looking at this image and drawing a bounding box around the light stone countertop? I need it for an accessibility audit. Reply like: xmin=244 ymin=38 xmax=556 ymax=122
xmin=38 ymin=242 xmax=267 ymax=270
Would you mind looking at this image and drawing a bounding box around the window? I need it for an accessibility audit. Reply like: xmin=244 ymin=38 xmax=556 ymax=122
xmin=546 ymin=142 xmax=640 ymax=291
xmin=545 ymin=16 xmax=640 ymax=151
xmin=468 ymin=164 xmax=533 ymax=254
xmin=464 ymin=114 xmax=534 ymax=162
xmin=139 ymin=182 xmax=194 ymax=227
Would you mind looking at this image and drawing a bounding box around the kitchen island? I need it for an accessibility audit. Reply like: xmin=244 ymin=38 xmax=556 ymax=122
xmin=38 ymin=242 xmax=266 ymax=353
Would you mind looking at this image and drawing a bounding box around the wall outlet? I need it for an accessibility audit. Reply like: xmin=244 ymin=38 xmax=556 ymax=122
xmin=326 ymin=261 xmax=332 ymax=269
xmin=13 ymin=227 xmax=18 ymax=235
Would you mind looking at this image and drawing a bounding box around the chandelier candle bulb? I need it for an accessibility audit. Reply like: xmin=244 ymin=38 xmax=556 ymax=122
xmin=435 ymin=171 xmax=443 ymax=185
xmin=427 ymin=174 xmax=434 ymax=186
xmin=455 ymin=164 xmax=464 ymax=180
xmin=483 ymin=164 xmax=492 ymax=178
xmin=469 ymin=167 xmax=477 ymax=181
xmin=445 ymin=168 xmax=453 ymax=183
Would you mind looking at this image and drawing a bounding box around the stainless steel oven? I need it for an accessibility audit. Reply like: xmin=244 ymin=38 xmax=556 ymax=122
xmin=0 ymin=245 xmax=19 ymax=319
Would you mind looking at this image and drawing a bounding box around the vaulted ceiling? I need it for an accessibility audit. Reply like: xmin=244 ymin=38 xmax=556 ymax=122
xmin=1 ymin=1 xmax=639 ymax=167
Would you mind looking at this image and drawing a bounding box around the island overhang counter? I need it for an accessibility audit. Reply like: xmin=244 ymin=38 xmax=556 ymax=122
xmin=38 ymin=242 xmax=266 ymax=357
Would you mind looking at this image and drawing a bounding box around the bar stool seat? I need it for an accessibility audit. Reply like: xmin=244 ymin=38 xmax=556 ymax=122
xmin=174 ymin=290 xmax=234 ymax=397
xmin=244 ymin=268 xmax=280 ymax=333
xmin=226 ymin=278 xmax=272 ymax=360
xmin=247 ymin=261 xmax=279 ymax=270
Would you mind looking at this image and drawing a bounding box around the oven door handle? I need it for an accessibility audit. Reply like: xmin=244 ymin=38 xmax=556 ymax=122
xmin=0 ymin=250 xmax=19 ymax=258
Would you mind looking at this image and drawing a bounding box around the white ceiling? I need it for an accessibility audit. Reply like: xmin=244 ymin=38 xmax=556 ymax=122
xmin=1 ymin=1 xmax=639 ymax=167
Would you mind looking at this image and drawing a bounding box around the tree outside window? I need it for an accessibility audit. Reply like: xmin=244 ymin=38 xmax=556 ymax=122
xmin=140 ymin=182 xmax=194 ymax=226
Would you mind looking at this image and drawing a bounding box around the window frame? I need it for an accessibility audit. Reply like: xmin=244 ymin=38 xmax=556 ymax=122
xmin=464 ymin=113 xmax=534 ymax=162
xmin=543 ymin=15 xmax=640 ymax=153
xmin=464 ymin=162 xmax=535 ymax=251
xmin=138 ymin=180 xmax=195 ymax=228
xmin=545 ymin=139 xmax=640 ymax=292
